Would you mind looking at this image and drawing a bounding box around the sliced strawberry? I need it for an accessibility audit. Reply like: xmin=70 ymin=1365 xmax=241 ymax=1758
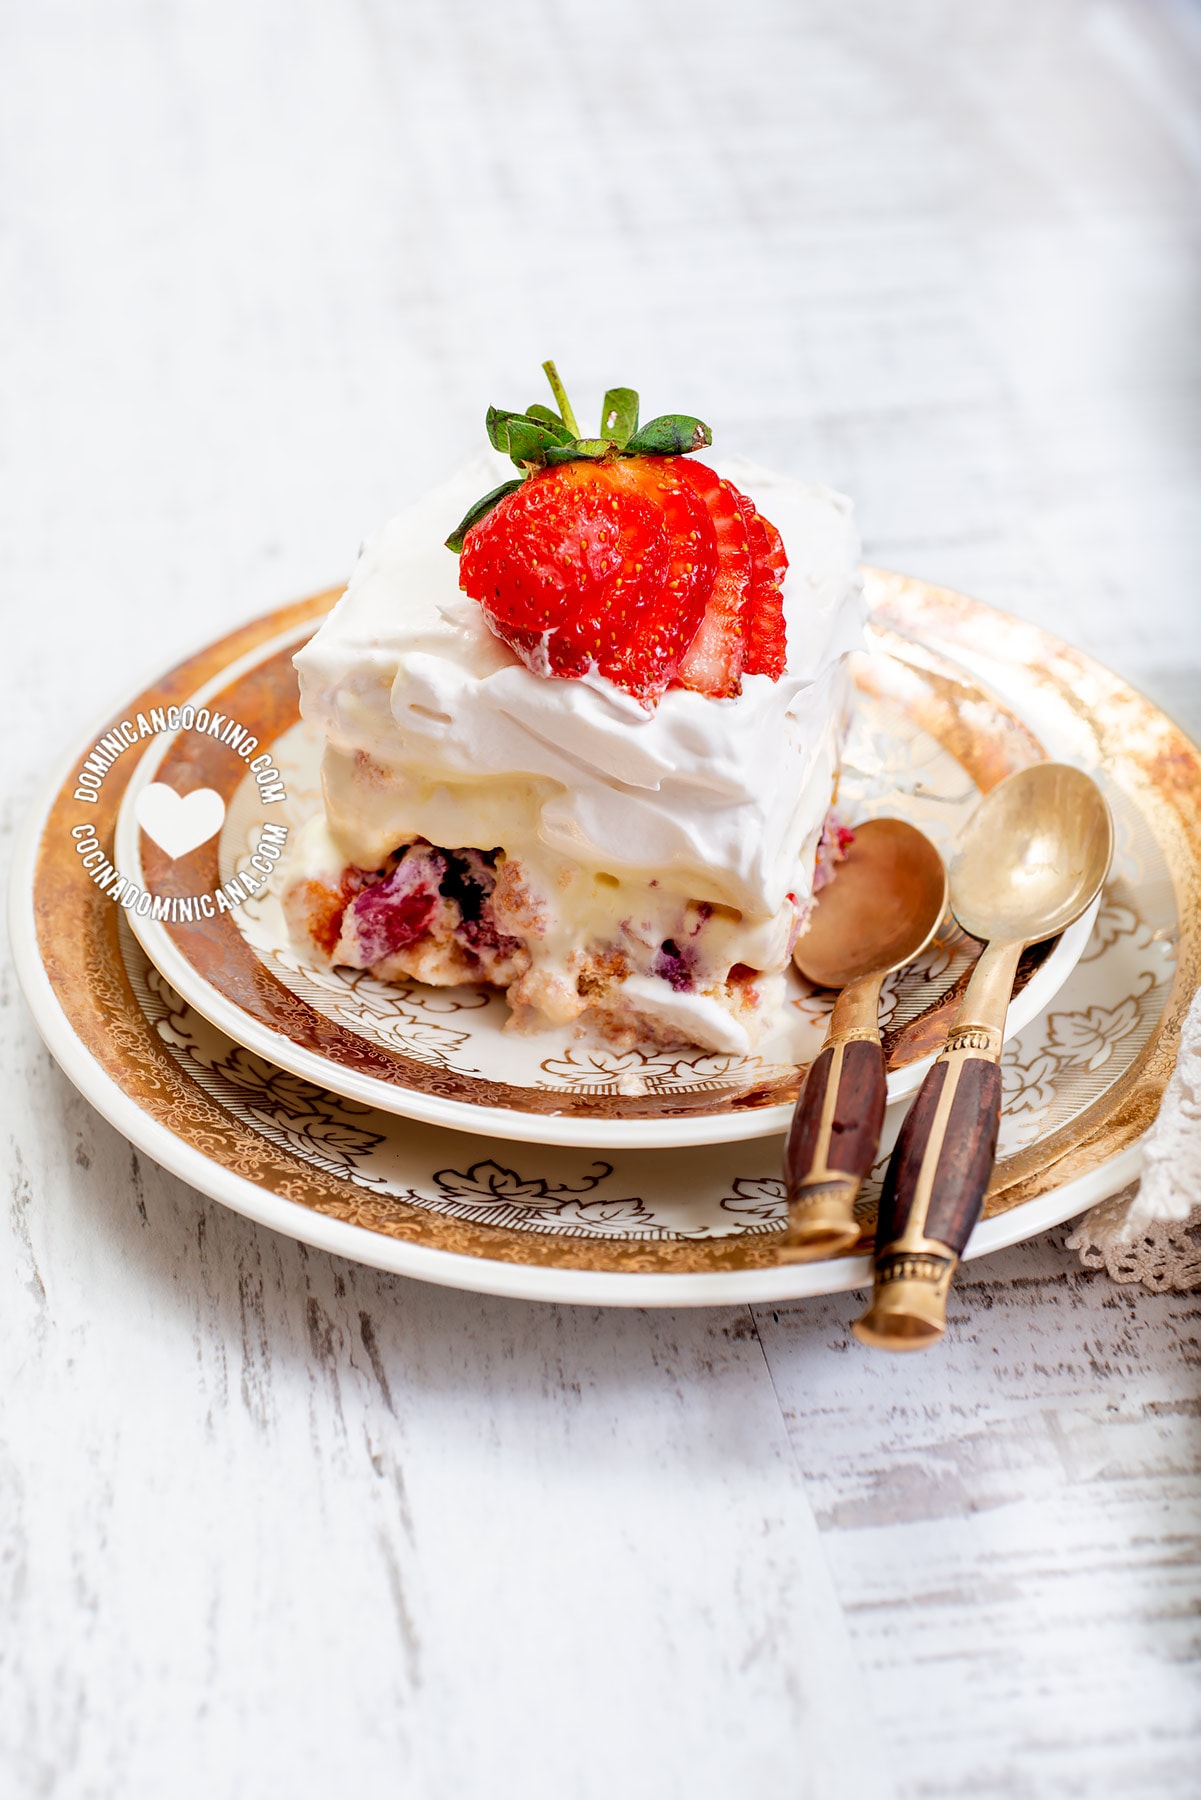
xmin=452 ymin=364 xmax=792 ymax=705
xmin=673 ymin=460 xmax=753 ymax=698
xmin=602 ymin=457 xmax=717 ymax=695
xmin=460 ymin=457 xmax=716 ymax=704
xmin=734 ymin=490 xmax=788 ymax=678
xmin=462 ymin=461 xmax=663 ymax=682
xmin=459 ymin=441 xmax=785 ymax=704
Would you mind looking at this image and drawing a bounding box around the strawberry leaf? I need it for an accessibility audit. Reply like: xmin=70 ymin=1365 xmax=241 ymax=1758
xmin=447 ymin=369 xmax=714 ymax=558
xmin=526 ymin=403 xmax=567 ymax=432
xmin=487 ymin=407 xmax=574 ymax=460
xmin=541 ymin=443 xmax=590 ymax=466
xmin=485 ymin=406 xmax=521 ymax=453
xmin=625 ymin=415 xmax=712 ymax=456
xmin=504 ymin=416 xmax=574 ymax=465
xmin=600 ymin=387 xmax=639 ymax=447
xmin=541 ymin=438 xmax=620 ymax=466
xmin=445 ymin=478 xmax=524 ymax=553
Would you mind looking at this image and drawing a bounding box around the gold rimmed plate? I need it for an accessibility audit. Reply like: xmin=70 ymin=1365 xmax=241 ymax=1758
xmin=12 ymin=575 xmax=1195 ymax=1304
xmin=107 ymin=596 xmax=1099 ymax=1149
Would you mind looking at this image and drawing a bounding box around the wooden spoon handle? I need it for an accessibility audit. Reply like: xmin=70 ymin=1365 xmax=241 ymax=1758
xmin=782 ymin=976 xmax=887 ymax=1262
xmin=853 ymin=937 xmax=1021 ymax=1348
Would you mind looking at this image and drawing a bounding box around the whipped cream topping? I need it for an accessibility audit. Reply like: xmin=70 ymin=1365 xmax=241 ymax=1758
xmin=294 ymin=451 xmax=864 ymax=925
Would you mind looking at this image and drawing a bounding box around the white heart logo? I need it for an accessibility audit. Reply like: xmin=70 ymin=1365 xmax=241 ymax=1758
xmin=136 ymin=783 xmax=226 ymax=860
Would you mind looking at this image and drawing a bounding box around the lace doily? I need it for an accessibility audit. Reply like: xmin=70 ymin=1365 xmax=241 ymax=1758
xmin=1067 ymin=987 xmax=1201 ymax=1291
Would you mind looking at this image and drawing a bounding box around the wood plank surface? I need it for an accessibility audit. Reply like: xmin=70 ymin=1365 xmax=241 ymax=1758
xmin=755 ymin=1237 xmax=1201 ymax=1797
xmin=1 ymin=1 xmax=1198 ymax=1794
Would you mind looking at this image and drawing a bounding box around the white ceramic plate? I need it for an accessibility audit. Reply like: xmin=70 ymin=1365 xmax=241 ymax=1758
xmin=10 ymin=573 xmax=1194 ymax=1307
xmin=5 ymin=897 xmax=1146 ymax=1306
xmin=112 ymin=622 xmax=1097 ymax=1149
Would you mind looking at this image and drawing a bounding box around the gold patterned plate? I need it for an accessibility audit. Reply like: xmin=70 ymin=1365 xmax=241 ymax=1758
xmin=10 ymin=574 xmax=1197 ymax=1305
xmin=107 ymin=608 xmax=1097 ymax=1148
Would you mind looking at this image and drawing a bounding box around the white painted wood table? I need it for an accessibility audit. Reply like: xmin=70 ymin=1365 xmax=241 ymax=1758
xmin=2 ymin=3 xmax=1199 ymax=1794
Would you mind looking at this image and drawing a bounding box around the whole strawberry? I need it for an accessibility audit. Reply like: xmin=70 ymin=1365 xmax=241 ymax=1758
xmin=448 ymin=363 xmax=788 ymax=705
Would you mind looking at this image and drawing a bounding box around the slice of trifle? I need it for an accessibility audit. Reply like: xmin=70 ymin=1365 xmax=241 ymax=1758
xmin=282 ymin=365 xmax=863 ymax=1056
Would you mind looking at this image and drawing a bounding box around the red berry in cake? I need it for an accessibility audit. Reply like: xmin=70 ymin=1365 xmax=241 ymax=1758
xmin=448 ymin=362 xmax=790 ymax=706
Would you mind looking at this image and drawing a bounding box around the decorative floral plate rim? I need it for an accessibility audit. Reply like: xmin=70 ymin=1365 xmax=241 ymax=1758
xmin=10 ymin=574 xmax=1198 ymax=1305
xmin=110 ymin=615 xmax=1096 ymax=1149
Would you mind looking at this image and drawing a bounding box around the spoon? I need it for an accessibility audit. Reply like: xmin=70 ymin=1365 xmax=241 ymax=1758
xmin=853 ymin=762 xmax=1113 ymax=1350
xmin=781 ymin=818 xmax=949 ymax=1262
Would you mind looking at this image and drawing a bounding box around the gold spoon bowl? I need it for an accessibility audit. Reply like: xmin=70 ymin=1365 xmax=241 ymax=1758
xmin=782 ymin=818 xmax=949 ymax=1261
xmin=854 ymin=762 xmax=1114 ymax=1349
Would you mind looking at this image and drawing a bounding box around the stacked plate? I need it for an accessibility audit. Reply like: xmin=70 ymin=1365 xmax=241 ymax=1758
xmin=12 ymin=572 xmax=1196 ymax=1305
